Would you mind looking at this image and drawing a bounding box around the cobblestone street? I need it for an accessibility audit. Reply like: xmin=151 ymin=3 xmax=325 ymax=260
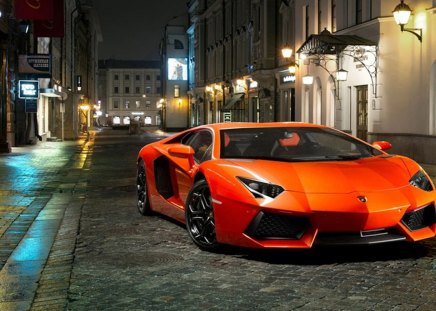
xmin=0 ymin=128 xmax=435 ymax=311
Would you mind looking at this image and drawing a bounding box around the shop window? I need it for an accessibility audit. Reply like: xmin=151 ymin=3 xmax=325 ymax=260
xmin=113 ymin=116 xmax=120 ymax=124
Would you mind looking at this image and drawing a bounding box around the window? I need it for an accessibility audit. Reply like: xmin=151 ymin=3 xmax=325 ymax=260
xmin=145 ymin=101 xmax=151 ymax=109
xmin=114 ymin=74 xmax=119 ymax=80
xmin=331 ymin=0 xmax=336 ymax=32
xmin=125 ymin=87 xmax=130 ymax=94
xmin=174 ymin=85 xmax=180 ymax=98
xmin=125 ymin=74 xmax=130 ymax=80
xmin=135 ymin=75 xmax=140 ymax=81
xmin=135 ymin=101 xmax=140 ymax=108
xmin=156 ymin=75 xmax=161 ymax=81
xmin=135 ymin=87 xmax=140 ymax=94
xmin=318 ymin=0 xmax=322 ymax=33
xmin=174 ymin=39 xmax=184 ymax=49
xmin=113 ymin=100 xmax=119 ymax=109
xmin=146 ymin=74 xmax=151 ymax=81
xmin=145 ymin=86 xmax=151 ymax=94
xmin=156 ymin=86 xmax=161 ymax=94
xmin=185 ymin=130 xmax=213 ymax=163
xmin=305 ymin=5 xmax=310 ymax=39
xmin=356 ymin=0 xmax=363 ymax=24
xmin=125 ymin=101 xmax=130 ymax=109
xmin=114 ymin=86 xmax=119 ymax=94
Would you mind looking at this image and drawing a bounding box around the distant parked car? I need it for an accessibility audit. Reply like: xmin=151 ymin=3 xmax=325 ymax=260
xmin=136 ymin=122 xmax=436 ymax=251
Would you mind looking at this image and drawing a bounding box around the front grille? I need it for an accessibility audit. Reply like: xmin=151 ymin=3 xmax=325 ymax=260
xmin=401 ymin=204 xmax=436 ymax=231
xmin=245 ymin=211 xmax=310 ymax=240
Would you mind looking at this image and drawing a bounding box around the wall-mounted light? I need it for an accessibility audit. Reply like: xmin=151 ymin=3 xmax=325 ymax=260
xmin=76 ymin=75 xmax=82 ymax=91
xmin=281 ymin=44 xmax=293 ymax=58
xmin=336 ymin=69 xmax=348 ymax=81
xmin=392 ymin=0 xmax=422 ymax=42
xmin=288 ymin=65 xmax=297 ymax=74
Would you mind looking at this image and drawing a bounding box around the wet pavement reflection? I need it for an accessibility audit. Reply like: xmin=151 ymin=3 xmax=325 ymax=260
xmin=0 ymin=127 xmax=435 ymax=310
xmin=0 ymin=134 xmax=92 ymax=310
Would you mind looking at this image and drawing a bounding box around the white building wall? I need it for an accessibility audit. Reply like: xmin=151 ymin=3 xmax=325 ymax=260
xmin=293 ymin=0 xmax=436 ymax=162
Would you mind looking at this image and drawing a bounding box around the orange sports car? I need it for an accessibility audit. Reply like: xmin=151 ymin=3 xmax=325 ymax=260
xmin=136 ymin=122 xmax=436 ymax=251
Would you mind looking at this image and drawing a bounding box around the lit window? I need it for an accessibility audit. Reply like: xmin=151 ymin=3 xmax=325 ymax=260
xmin=125 ymin=101 xmax=130 ymax=109
xmin=174 ymin=85 xmax=180 ymax=98
xmin=135 ymin=101 xmax=140 ymax=108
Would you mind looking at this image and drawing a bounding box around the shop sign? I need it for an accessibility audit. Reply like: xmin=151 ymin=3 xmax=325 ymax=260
xmin=281 ymin=74 xmax=296 ymax=84
xmin=223 ymin=112 xmax=232 ymax=123
xmin=19 ymin=54 xmax=51 ymax=76
xmin=18 ymin=80 xmax=40 ymax=99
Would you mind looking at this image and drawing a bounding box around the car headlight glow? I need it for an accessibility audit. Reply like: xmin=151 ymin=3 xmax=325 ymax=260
xmin=409 ymin=170 xmax=433 ymax=192
xmin=237 ymin=177 xmax=284 ymax=199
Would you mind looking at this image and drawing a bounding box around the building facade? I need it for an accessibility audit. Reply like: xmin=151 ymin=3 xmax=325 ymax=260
xmin=0 ymin=0 xmax=101 ymax=152
xmin=187 ymin=0 xmax=436 ymax=164
xmin=98 ymin=60 xmax=162 ymax=127
xmin=161 ymin=20 xmax=190 ymax=130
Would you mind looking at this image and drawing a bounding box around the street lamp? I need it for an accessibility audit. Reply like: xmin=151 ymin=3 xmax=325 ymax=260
xmin=336 ymin=69 xmax=348 ymax=81
xmin=392 ymin=0 xmax=422 ymax=42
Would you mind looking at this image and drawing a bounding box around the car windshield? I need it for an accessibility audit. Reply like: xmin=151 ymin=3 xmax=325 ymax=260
xmin=220 ymin=127 xmax=383 ymax=162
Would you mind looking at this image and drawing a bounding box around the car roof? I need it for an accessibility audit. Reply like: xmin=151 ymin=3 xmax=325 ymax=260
xmin=198 ymin=122 xmax=327 ymax=132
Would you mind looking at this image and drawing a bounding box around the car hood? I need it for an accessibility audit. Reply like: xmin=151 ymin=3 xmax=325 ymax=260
xmin=226 ymin=156 xmax=411 ymax=194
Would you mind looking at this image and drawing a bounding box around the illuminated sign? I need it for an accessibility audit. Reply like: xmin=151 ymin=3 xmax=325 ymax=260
xmin=282 ymin=75 xmax=296 ymax=83
xmin=167 ymin=58 xmax=188 ymax=81
xmin=18 ymin=80 xmax=39 ymax=99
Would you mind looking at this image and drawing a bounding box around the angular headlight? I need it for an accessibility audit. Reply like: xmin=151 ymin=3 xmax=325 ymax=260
xmin=409 ymin=170 xmax=434 ymax=192
xmin=237 ymin=177 xmax=284 ymax=199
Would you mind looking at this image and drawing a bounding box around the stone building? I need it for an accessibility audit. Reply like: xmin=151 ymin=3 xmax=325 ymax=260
xmin=98 ymin=59 xmax=162 ymax=127
xmin=187 ymin=0 xmax=436 ymax=164
xmin=0 ymin=0 xmax=101 ymax=152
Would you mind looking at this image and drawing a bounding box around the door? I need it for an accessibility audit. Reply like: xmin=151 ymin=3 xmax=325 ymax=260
xmin=356 ymin=85 xmax=368 ymax=141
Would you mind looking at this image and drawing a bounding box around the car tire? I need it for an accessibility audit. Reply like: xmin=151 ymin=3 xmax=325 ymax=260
xmin=136 ymin=160 xmax=152 ymax=215
xmin=185 ymin=179 xmax=220 ymax=251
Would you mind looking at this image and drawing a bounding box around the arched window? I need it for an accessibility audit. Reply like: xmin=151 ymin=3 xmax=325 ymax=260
xmin=174 ymin=39 xmax=184 ymax=49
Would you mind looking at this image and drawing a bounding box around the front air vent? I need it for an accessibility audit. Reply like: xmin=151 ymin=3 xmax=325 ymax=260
xmin=245 ymin=211 xmax=310 ymax=240
xmin=401 ymin=204 xmax=436 ymax=231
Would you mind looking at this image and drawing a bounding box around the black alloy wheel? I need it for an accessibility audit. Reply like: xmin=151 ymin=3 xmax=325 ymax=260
xmin=136 ymin=160 xmax=152 ymax=215
xmin=185 ymin=179 xmax=219 ymax=251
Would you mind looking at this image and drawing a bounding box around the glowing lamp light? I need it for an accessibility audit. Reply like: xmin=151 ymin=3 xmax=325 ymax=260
xmin=393 ymin=0 xmax=412 ymax=26
xmin=336 ymin=69 xmax=348 ymax=81
xmin=281 ymin=44 xmax=293 ymax=58
xmin=392 ymin=0 xmax=422 ymax=42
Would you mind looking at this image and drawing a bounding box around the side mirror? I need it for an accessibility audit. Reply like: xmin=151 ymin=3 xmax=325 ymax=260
xmin=372 ymin=141 xmax=392 ymax=151
xmin=168 ymin=145 xmax=195 ymax=158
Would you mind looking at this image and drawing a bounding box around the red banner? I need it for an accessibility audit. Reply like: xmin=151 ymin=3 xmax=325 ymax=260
xmin=15 ymin=0 xmax=54 ymax=20
xmin=34 ymin=0 xmax=64 ymax=37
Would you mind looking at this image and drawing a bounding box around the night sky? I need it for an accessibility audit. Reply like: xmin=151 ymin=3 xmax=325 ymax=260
xmin=93 ymin=0 xmax=188 ymax=61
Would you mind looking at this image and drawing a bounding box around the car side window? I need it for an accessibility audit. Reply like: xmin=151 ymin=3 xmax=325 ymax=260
xmin=186 ymin=130 xmax=213 ymax=163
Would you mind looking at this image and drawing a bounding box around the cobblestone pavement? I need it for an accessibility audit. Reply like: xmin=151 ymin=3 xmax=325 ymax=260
xmin=0 ymin=128 xmax=435 ymax=311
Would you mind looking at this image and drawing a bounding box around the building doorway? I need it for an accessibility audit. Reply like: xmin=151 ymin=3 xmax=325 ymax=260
xmin=356 ymin=85 xmax=368 ymax=141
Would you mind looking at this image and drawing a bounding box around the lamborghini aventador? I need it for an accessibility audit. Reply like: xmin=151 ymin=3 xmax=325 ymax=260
xmin=136 ymin=123 xmax=436 ymax=251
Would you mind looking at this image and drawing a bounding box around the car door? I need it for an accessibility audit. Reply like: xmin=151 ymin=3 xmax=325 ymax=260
xmin=175 ymin=130 xmax=214 ymax=205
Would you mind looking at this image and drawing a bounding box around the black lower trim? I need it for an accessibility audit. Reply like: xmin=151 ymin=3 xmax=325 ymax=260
xmin=315 ymin=232 xmax=406 ymax=246
xmin=245 ymin=211 xmax=310 ymax=240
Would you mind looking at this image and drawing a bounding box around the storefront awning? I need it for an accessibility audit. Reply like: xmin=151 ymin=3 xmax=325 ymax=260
xmin=297 ymin=29 xmax=376 ymax=55
xmin=223 ymin=93 xmax=244 ymax=110
xmin=40 ymin=88 xmax=68 ymax=100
